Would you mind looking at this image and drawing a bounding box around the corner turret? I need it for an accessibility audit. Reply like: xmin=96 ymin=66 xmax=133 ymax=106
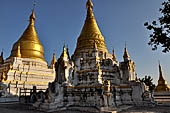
xmin=120 ymin=46 xmax=135 ymax=83
xmin=55 ymin=44 xmax=72 ymax=84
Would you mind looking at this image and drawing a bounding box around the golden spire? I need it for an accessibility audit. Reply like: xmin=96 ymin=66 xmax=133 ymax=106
xmin=29 ymin=9 xmax=36 ymax=26
xmin=86 ymin=0 xmax=93 ymax=9
xmin=61 ymin=44 xmax=68 ymax=59
xmin=74 ymin=0 xmax=108 ymax=55
xmin=86 ymin=0 xmax=94 ymax=19
xmin=16 ymin=43 xmax=21 ymax=58
xmin=10 ymin=3 xmax=45 ymax=61
xmin=159 ymin=63 xmax=165 ymax=82
xmin=30 ymin=0 xmax=36 ymax=25
xmin=112 ymin=49 xmax=117 ymax=62
xmin=123 ymin=43 xmax=130 ymax=61
xmin=155 ymin=63 xmax=170 ymax=92
xmin=50 ymin=52 xmax=56 ymax=69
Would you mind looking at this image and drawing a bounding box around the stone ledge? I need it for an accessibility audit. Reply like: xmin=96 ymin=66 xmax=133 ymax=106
xmin=0 ymin=97 xmax=19 ymax=103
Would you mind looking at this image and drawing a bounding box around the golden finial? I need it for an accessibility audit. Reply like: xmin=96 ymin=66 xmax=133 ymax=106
xmin=29 ymin=0 xmax=36 ymax=25
xmin=16 ymin=43 xmax=21 ymax=58
xmin=50 ymin=51 xmax=57 ymax=68
xmin=123 ymin=42 xmax=130 ymax=61
xmin=61 ymin=43 xmax=68 ymax=58
xmin=112 ymin=49 xmax=117 ymax=62
xmin=63 ymin=45 xmax=68 ymax=58
xmin=86 ymin=0 xmax=93 ymax=9
xmin=33 ymin=0 xmax=36 ymax=9
xmin=86 ymin=0 xmax=94 ymax=19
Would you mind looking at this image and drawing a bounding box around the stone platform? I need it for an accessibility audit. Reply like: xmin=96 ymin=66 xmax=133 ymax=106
xmin=0 ymin=97 xmax=19 ymax=103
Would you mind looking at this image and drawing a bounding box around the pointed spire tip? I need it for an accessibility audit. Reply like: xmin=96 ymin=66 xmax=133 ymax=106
xmin=86 ymin=0 xmax=93 ymax=9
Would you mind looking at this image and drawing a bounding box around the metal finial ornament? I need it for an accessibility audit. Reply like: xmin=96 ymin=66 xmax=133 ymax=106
xmin=33 ymin=0 xmax=36 ymax=9
xmin=86 ymin=0 xmax=93 ymax=9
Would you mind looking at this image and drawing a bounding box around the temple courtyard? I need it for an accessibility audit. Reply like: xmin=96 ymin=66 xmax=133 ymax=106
xmin=0 ymin=102 xmax=170 ymax=113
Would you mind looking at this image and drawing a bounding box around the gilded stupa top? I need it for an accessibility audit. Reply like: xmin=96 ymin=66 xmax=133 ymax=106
xmin=16 ymin=9 xmax=41 ymax=44
xmin=10 ymin=8 xmax=45 ymax=61
xmin=155 ymin=63 xmax=170 ymax=92
xmin=74 ymin=0 xmax=108 ymax=55
xmin=60 ymin=45 xmax=68 ymax=59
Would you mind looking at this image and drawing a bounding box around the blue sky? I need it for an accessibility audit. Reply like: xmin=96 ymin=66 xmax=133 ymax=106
xmin=0 ymin=0 xmax=169 ymax=85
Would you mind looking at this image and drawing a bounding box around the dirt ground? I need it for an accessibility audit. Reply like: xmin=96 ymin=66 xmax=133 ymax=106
xmin=0 ymin=103 xmax=170 ymax=113
xmin=0 ymin=103 xmax=94 ymax=113
xmin=118 ymin=105 xmax=170 ymax=113
xmin=0 ymin=103 xmax=43 ymax=113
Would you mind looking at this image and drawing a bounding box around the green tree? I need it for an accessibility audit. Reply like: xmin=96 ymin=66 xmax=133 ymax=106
xmin=139 ymin=75 xmax=156 ymax=92
xmin=144 ymin=0 xmax=170 ymax=53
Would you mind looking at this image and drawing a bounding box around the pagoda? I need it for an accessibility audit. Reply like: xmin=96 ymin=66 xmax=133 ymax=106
xmin=0 ymin=7 xmax=56 ymax=96
xmin=155 ymin=63 xmax=170 ymax=92
xmin=154 ymin=63 xmax=170 ymax=104
xmin=33 ymin=0 xmax=154 ymax=112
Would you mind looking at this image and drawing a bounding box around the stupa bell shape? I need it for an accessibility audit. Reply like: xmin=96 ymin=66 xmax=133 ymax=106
xmin=74 ymin=0 xmax=108 ymax=55
xmin=155 ymin=64 xmax=170 ymax=92
xmin=10 ymin=9 xmax=45 ymax=61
